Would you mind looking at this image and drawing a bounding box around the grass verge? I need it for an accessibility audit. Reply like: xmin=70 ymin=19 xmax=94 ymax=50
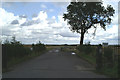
xmin=75 ymin=50 xmax=118 ymax=78
xmin=75 ymin=50 xmax=96 ymax=65
xmin=94 ymin=63 xmax=118 ymax=78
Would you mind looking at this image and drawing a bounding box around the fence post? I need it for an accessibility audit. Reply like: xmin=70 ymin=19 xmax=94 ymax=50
xmin=0 ymin=43 xmax=2 ymax=80
xmin=2 ymin=45 xmax=7 ymax=70
xmin=96 ymin=44 xmax=103 ymax=71
xmin=118 ymin=46 xmax=120 ymax=78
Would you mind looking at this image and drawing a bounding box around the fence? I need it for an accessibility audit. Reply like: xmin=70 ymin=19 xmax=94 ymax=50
xmin=76 ymin=45 xmax=120 ymax=77
xmin=101 ymin=45 xmax=119 ymax=67
xmin=96 ymin=45 xmax=120 ymax=77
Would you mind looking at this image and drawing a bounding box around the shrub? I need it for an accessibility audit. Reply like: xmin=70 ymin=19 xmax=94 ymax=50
xmin=2 ymin=37 xmax=31 ymax=68
xmin=32 ymin=41 xmax=46 ymax=53
xmin=84 ymin=45 xmax=93 ymax=54
xmin=76 ymin=45 xmax=94 ymax=54
xmin=76 ymin=45 xmax=85 ymax=52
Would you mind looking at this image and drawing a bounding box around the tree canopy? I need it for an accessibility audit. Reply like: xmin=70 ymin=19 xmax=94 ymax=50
xmin=63 ymin=2 xmax=115 ymax=45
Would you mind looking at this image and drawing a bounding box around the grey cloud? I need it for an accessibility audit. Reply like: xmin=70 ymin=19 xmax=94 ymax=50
xmin=19 ymin=15 xmax=27 ymax=18
xmin=89 ymin=33 xmax=118 ymax=45
xmin=48 ymin=19 xmax=55 ymax=24
xmin=31 ymin=30 xmax=53 ymax=35
xmin=31 ymin=31 xmax=49 ymax=35
xmin=11 ymin=20 xmax=19 ymax=24
xmin=28 ymin=28 xmax=43 ymax=31
xmin=21 ymin=21 xmax=33 ymax=26
xmin=21 ymin=19 xmax=40 ymax=26
xmin=18 ymin=38 xmax=36 ymax=44
xmin=106 ymin=36 xmax=118 ymax=41
xmin=59 ymin=32 xmax=79 ymax=37
xmin=118 ymin=1 xmax=120 ymax=13
xmin=31 ymin=31 xmax=41 ymax=34
xmin=119 ymin=13 xmax=120 ymax=24
xmin=32 ymin=14 xmax=38 ymax=18
xmin=2 ymin=28 xmax=12 ymax=36
xmin=52 ymin=2 xmax=69 ymax=7
xmin=52 ymin=27 xmax=63 ymax=29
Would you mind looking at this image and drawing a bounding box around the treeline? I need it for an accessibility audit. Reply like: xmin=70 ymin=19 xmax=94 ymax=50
xmin=2 ymin=37 xmax=46 ymax=70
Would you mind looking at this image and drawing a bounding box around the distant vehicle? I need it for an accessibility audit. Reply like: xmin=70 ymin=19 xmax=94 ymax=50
xmin=71 ymin=52 xmax=76 ymax=55
xmin=30 ymin=48 xmax=33 ymax=51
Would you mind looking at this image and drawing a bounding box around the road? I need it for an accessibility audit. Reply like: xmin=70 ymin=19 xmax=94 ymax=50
xmin=3 ymin=48 xmax=107 ymax=78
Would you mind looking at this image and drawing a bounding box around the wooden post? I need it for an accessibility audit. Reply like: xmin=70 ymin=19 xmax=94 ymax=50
xmin=96 ymin=44 xmax=103 ymax=71
xmin=2 ymin=45 xmax=7 ymax=70
xmin=118 ymin=55 xmax=120 ymax=78
xmin=118 ymin=46 xmax=120 ymax=78
xmin=0 ymin=43 xmax=2 ymax=79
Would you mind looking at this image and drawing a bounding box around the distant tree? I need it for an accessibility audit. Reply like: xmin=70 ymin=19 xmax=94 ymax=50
xmin=32 ymin=41 xmax=46 ymax=53
xmin=2 ymin=37 xmax=31 ymax=65
xmin=85 ymin=41 xmax=91 ymax=45
xmin=32 ymin=43 xmax=34 ymax=47
xmin=4 ymin=38 xmax=10 ymax=44
xmin=11 ymin=36 xmax=21 ymax=45
xmin=63 ymin=2 xmax=115 ymax=45
xmin=64 ymin=44 xmax=68 ymax=46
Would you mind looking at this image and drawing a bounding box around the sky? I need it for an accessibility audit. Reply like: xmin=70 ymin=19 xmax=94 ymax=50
xmin=0 ymin=1 xmax=119 ymax=45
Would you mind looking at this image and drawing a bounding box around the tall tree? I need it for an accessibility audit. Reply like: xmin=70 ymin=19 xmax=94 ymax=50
xmin=63 ymin=2 xmax=115 ymax=45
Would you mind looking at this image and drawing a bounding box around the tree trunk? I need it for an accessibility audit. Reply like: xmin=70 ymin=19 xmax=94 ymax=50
xmin=80 ymin=29 xmax=85 ymax=45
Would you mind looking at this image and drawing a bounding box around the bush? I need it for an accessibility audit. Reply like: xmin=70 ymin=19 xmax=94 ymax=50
xmin=2 ymin=37 xmax=46 ymax=70
xmin=32 ymin=41 xmax=46 ymax=53
xmin=2 ymin=37 xmax=31 ymax=68
xmin=76 ymin=45 xmax=94 ymax=54
xmin=76 ymin=45 xmax=85 ymax=52
xmin=84 ymin=45 xmax=93 ymax=54
xmin=4 ymin=40 xmax=31 ymax=58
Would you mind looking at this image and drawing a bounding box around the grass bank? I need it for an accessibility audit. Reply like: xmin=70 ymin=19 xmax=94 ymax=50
xmin=61 ymin=45 xmax=118 ymax=78
xmin=75 ymin=49 xmax=118 ymax=78
xmin=75 ymin=50 xmax=96 ymax=65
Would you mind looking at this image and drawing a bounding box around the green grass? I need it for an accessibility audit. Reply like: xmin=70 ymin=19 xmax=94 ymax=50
xmin=95 ymin=63 xmax=118 ymax=78
xmin=75 ymin=50 xmax=96 ymax=65
xmin=75 ymin=50 xmax=118 ymax=78
xmin=61 ymin=46 xmax=118 ymax=78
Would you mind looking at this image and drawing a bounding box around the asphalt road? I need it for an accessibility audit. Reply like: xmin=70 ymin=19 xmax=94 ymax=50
xmin=3 ymin=48 xmax=108 ymax=78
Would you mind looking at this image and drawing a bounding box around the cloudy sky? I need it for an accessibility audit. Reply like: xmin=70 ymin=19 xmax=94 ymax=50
xmin=0 ymin=1 xmax=119 ymax=45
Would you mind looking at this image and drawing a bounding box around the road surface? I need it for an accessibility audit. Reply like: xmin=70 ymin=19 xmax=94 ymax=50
xmin=3 ymin=48 xmax=108 ymax=78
